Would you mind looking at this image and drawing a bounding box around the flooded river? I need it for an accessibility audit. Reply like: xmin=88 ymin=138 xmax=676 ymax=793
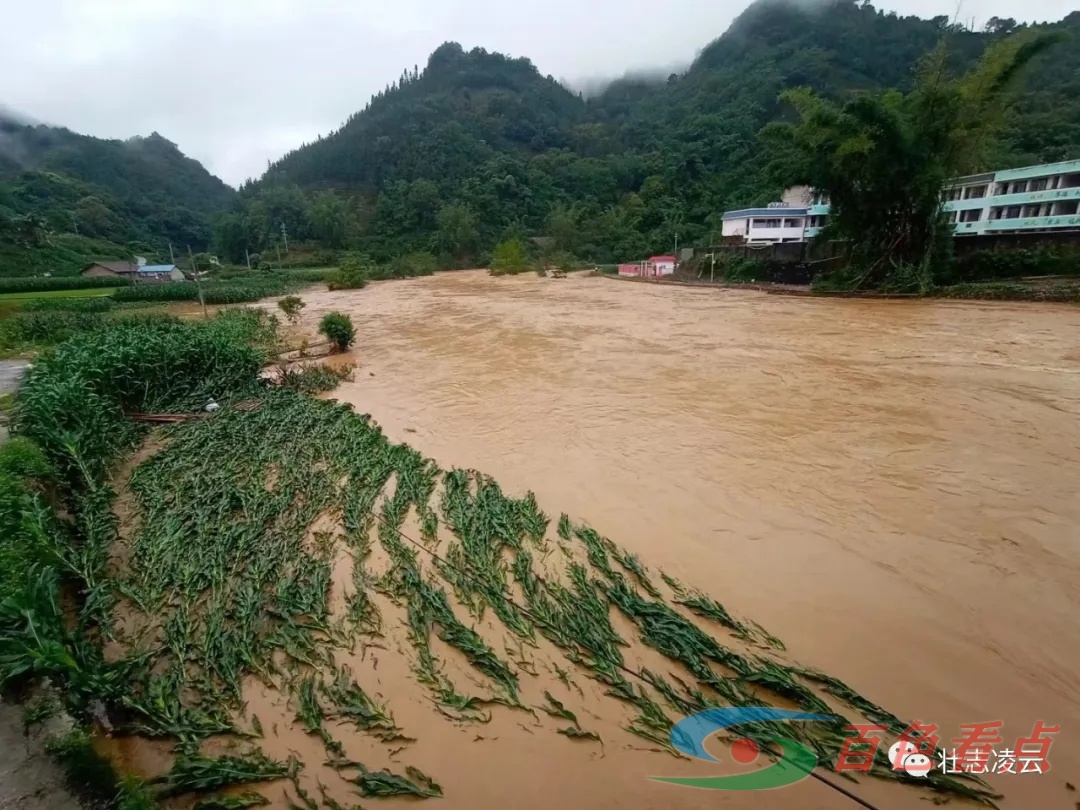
xmin=289 ymin=271 xmax=1080 ymax=809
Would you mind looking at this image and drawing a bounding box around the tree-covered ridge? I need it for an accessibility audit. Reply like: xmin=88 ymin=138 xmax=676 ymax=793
xmin=265 ymin=42 xmax=590 ymax=190
xmin=0 ymin=115 xmax=235 ymax=271
xmin=3 ymin=0 xmax=1078 ymax=275
xmin=235 ymin=0 xmax=1079 ymax=266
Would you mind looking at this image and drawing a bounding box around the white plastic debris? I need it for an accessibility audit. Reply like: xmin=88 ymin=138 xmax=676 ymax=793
xmin=204 ymin=399 xmax=220 ymax=413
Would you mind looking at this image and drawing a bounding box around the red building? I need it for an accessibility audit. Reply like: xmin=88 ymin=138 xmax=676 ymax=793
xmin=617 ymin=256 xmax=677 ymax=277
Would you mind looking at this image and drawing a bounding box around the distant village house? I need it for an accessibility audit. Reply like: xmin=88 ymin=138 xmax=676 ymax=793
xmin=81 ymin=260 xmax=185 ymax=283
xmin=81 ymin=261 xmax=138 ymax=279
xmin=136 ymin=264 xmax=185 ymax=282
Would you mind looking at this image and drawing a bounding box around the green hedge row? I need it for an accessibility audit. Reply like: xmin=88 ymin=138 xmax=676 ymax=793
xmin=948 ymin=247 xmax=1080 ymax=283
xmin=0 ymin=276 xmax=133 ymax=293
xmin=113 ymin=277 xmax=294 ymax=305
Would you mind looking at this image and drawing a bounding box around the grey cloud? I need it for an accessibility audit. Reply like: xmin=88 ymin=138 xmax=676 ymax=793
xmin=1 ymin=0 xmax=1074 ymax=186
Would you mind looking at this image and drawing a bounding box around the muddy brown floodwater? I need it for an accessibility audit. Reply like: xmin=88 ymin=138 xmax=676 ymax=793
xmin=284 ymin=271 xmax=1080 ymax=809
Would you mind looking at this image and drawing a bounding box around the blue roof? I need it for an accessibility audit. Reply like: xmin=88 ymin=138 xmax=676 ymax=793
xmin=722 ymin=208 xmax=808 ymax=220
xmin=138 ymin=264 xmax=177 ymax=274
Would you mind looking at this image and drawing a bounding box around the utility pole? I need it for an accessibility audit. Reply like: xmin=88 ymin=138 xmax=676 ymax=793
xmin=280 ymin=221 xmax=289 ymax=253
xmin=169 ymin=243 xmax=176 ymax=265
xmin=188 ymin=244 xmax=207 ymax=320
xmin=709 ymin=230 xmax=715 ymax=283
xmin=245 ymin=248 xmax=252 ymax=271
xmin=673 ymin=232 xmax=679 ymax=281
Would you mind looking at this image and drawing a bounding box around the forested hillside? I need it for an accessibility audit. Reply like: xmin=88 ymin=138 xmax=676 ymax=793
xmin=226 ymin=0 xmax=1079 ymax=266
xmin=3 ymin=0 xmax=1077 ymax=276
xmin=0 ymin=115 xmax=235 ymax=275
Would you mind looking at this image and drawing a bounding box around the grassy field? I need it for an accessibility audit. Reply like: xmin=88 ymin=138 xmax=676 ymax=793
xmin=0 ymin=287 xmax=120 ymax=301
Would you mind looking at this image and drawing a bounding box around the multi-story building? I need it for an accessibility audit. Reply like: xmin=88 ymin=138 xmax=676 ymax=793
xmin=721 ymin=159 xmax=1080 ymax=244
xmin=720 ymin=186 xmax=817 ymax=244
xmin=943 ymin=158 xmax=1080 ymax=235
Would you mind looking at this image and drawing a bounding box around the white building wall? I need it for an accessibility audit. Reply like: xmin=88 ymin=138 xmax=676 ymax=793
xmin=722 ymin=217 xmax=751 ymax=238
xmin=746 ymin=220 xmax=807 ymax=243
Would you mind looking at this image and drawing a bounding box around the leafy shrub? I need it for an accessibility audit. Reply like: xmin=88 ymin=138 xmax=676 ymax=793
xmin=548 ymin=251 xmax=584 ymax=271
xmin=319 ymin=312 xmax=356 ymax=352
xmin=489 ymin=239 xmax=530 ymax=276
xmin=277 ymin=296 xmax=306 ymax=323
xmin=327 ymin=259 xmax=371 ymax=291
xmin=0 ymin=276 xmax=132 ymax=294
xmin=386 ymin=252 xmax=437 ymax=278
xmin=713 ymin=254 xmax=769 ymax=283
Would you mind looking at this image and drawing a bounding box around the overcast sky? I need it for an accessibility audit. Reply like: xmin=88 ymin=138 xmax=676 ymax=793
xmin=1 ymin=0 xmax=1072 ymax=186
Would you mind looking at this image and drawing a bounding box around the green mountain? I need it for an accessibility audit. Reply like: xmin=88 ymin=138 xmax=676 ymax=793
xmin=0 ymin=115 xmax=235 ymax=275
xmin=266 ymin=42 xmax=590 ymax=189
xmin=236 ymin=0 xmax=1079 ymax=265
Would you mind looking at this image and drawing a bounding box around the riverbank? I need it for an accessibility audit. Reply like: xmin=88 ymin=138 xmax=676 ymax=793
xmin=0 ymin=701 xmax=78 ymax=810
xmin=598 ymin=269 xmax=1080 ymax=301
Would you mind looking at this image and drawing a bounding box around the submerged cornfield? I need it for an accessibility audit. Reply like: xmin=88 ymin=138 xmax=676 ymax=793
xmin=2 ymin=310 xmax=999 ymax=808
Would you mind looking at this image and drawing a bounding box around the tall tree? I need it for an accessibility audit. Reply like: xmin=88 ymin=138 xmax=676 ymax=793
xmin=434 ymin=204 xmax=478 ymax=259
xmin=213 ymin=213 xmax=249 ymax=264
xmin=764 ymin=31 xmax=1064 ymax=291
xmin=309 ymin=191 xmax=349 ymax=248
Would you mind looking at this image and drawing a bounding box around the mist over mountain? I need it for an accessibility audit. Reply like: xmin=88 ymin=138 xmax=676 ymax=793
xmin=231 ymin=0 xmax=1077 ymax=264
xmin=0 ymin=109 xmax=237 ymax=274
xmin=566 ymin=66 xmax=687 ymax=100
